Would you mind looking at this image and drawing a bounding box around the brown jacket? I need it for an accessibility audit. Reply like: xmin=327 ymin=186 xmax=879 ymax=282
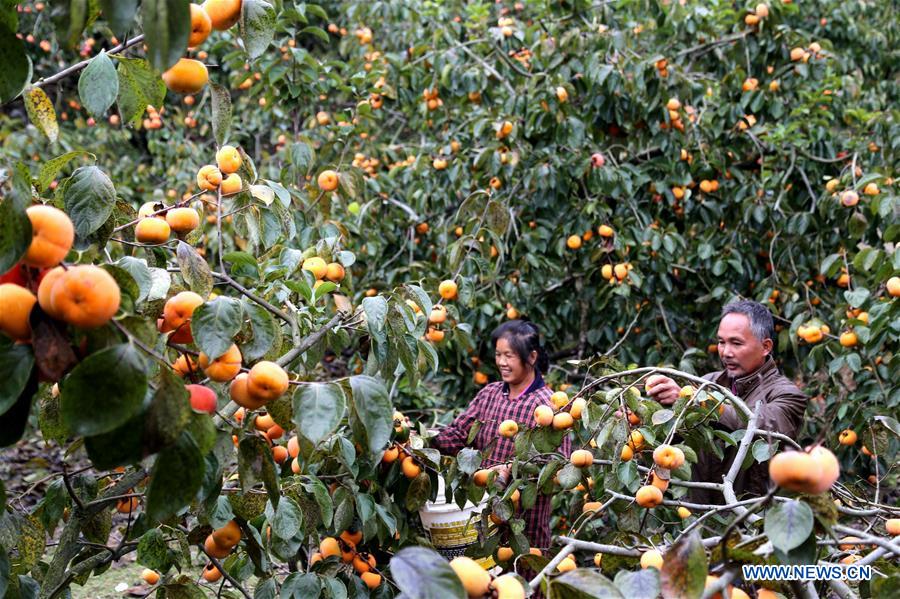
xmin=690 ymin=357 xmax=807 ymax=504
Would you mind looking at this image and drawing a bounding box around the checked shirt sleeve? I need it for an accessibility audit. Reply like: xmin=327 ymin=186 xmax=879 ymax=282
xmin=431 ymin=389 xmax=487 ymax=456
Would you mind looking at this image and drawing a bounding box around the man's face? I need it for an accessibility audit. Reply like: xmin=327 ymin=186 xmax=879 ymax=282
xmin=717 ymin=313 xmax=771 ymax=378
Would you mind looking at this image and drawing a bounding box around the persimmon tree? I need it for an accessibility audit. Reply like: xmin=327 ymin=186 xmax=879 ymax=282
xmin=0 ymin=0 xmax=898 ymax=598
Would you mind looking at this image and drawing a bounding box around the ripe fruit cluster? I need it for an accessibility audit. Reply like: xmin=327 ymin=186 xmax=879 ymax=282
xmin=797 ymin=320 xmax=830 ymax=344
xmin=194 ymin=145 xmax=244 ymax=206
xmin=310 ymin=532 xmax=381 ymax=589
xmin=450 ymin=556 xmax=525 ymax=599
xmin=600 ymin=261 xmax=633 ymax=285
xmin=1 ymin=206 xmax=122 ymax=343
xmin=301 ymin=255 xmax=346 ymax=288
xmin=229 ymin=360 xmax=290 ymax=409
xmin=160 ymin=1 xmax=243 ymax=95
xmin=202 ymin=519 xmax=241 ymax=582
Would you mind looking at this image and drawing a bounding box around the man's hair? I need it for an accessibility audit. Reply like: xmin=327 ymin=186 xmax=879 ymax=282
xmin=721 ymin=300 xmax=775 ymax=343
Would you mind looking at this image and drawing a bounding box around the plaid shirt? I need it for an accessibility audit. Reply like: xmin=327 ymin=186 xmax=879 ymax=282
xmin=432 ymin=373 xmax=572 ymax=549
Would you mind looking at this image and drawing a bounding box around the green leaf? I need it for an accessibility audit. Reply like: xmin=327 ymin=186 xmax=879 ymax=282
xmin=0 ymin=21 xmax=29 ymax=103
xmin=659 ymin=530 xmax=707 ymax=599
xmin=60 ymin=344 xmax=148 ymax=437
xmin=192 ymin=296 xmax=244 ymax=360
xmin=63 ymin=166 xmax=116 ymax=238
xmin=146 ymin=431 xmax=205 ymax=522
xmin=280 ymin=573 xmax=321 ymax=598
xmin=614 ymin=569 xmax=660 ymax=598
xmin=238 ymin=435 xmax=279 ymax=503
xmin=100 ymin=0 xmax=139 ymax=37
xmin=24 ymin=86 xmax=59 ymax=143
xmin=78 ymin=50 xmax=119 ymax=117
xmin=765 ymin=499 xmax=814 ymax=552
xmin=347 ymin=375 xmax=392 ymax=455
xmin=270 ymin=497 xmax=303 ymax=540
xmin=390 ymin=547 xmax=466 ymax=599
xmin=551 ymin=569 xmax=623 ymax=598
xmin=37 ymin=150 xmax=92 ymax=193
xmin=291 ymin=383 xmax=346 ymax=446
xmin=240 ymin=300 xmax=279 ymax=361
xmin=240 ymin=0 xmax=276 ymax=59
xmin=175 ymin=240 xmax=214 ymax=297
xmin=142 ymin=0 xmax=191 ymax=71
xmin=0 ymin=198 xmax=31 ymax=276
xmin=210 ymin=83 xmax=232 ymax=146
xmin=136 ymin=529 xmax=170 ymax=571
xmin=116 ymin=56 xmax=166 ymax=127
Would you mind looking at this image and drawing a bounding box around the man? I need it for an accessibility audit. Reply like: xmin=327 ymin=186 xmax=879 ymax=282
xmin=646 ymin=300 xmax=807 ymax=503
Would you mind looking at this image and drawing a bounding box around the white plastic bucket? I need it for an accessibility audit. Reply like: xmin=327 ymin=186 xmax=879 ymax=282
xmin=419 ymin=477 xmax=495 ymax=568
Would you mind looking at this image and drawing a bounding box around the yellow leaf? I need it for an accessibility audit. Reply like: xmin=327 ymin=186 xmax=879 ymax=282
xmin=24 ymin=86 xmax=59 ymax=143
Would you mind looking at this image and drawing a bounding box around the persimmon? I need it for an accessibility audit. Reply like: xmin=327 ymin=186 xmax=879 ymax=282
xmin=163 ymin=291 xmax=204 ymax=333
xmin=627 ymin=430 xmax=645 ymax=451
xmin=302 ymin=257 xmax=328 ymax=279
xmin=173 ymin=354 xmax=199 ymax=378
xmin=254 ymin=412 xmax=275 ymax=431
xmin=635 ymin=485 xmax=664 ymax=508
xmin=677 ymin=506 xmax=692 ymax=519
xmin=187 ymin=384 xmax=217 ymax=415
xmin=566 ymin=235 xmax=582 ymax=250
xmin=582 ymin=501 xmax=602 ymax=513
xmin=428 ymin=304 xmax=448 ymax=324
xmin=556 ymin=556 xmax=577 ymax=572
xmin=162 ymin=58 xmax=208 ymax=94
xmin=498 ymin=419 xmax=518 ymax=438
xmin=265 ymin=424 xmax=284 ymax=441
xmin=640 ymin=549 xmax=663 ymax=569
xmin=203 ymin=0 xmax=242 ymax=30
xmin=197 ymin=165 xmax=223 ymax=190
xmin=473 ymin=469 xmax=490 ymax=487
xmin=438 ymin=279 xmax=458 ymax=300
xmin=140 ymin=569 xmax=160 ymax=585
xmin=768 ymin=446 xmax=840 ymax=494
xmin=382 ymin=445 xmax=399 ymax=463
xmin=649 ymin=471 xmax=669 ymax=492
xmin=620 ymin=444 xmax=634 ymax=461
xmin=425 ymin=328 xmax=445 ymax=342
xmin=497 ymin=547 xmax=514 ymax=562
xmin=496 ymin=120 xmax=514 ymax=139
xmin=490 ymin=574 xmax=524 ymax=598
xmin=317 ymin=170 xmax=339 ymax=191
xmin=286 ymin=435 xmax=300 ymax=458
xmin=570 ymin=449 xmax=594 ymax=467
xmin=473 ymin=371 xmax=488 ymax=385
xmin=247 ymin=360 xmax=290 ymax=401
xmin=166 ymin=207 xmax=200 ymax=234
xmin=533 ymin=404 xmax=554 ymax=427
xmin=360 ymin=572 xmax=381 ymax=589
xmin=886 ymin=519 xmax=900 ymax=535
xmin=116 ymin=496 xmax=139 ymax=513
xmin=272 ymin=445 xmax=288 ymax=463
xmin=653 ymin=444 xmax=686 ymax=470
xmin=550 ymin=390 xmax=569 ymax=408
xmin=552 ymin=412 xmax=574 ymax=430
xmin=49 ymin=265 xmax=121 ymax=328
xmin=570 ymin=397 xmax=586 ymax=419
xmin=838 ymin=429 xmax=857 ymax=445
xmin=201 ymin=563 xmax=223 ymax=582
xmin=450 ymin=556 xmax=491 ymax=597
xmin=23 ymin=205 xmax=74 ymax=268
xmin=0 ymin=284 xmax=37 ymax=340
xmin=135 ymin=217 xmax=171 ymax=244
xmin=401 ymin=456 xmax=421 ymax=478
xmin=887 ymin=276 xmax=900 ymax=297
xmin=216 ymin=145 xmax=242 ymax=174
xmin=220 ymin=173 xmax=242 ymax=195
xmin=319 ymin=537 xmax=341 ymax=558
xmin=211 ymin=520 xmax=241 ymax=548
xmin=199 ymin=344 xmax=242 ymax=382
xmin=188 ymin=3 xmax=212 ymax=46
xmin=325 ymin=262 xmax=345 ymax=282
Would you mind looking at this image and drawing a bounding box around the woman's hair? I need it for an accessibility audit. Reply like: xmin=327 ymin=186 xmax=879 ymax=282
xmin=490 ymin=320 xmax=550 ymax=374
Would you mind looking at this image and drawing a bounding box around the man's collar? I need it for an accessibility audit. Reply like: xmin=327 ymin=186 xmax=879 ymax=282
xmin=502 ymin=370 xmax=545 ymax=398
xmin=726 ymin=356 xmax=776 ymax=395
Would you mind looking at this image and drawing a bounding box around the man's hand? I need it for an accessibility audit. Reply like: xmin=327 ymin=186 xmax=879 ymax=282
xmin=646 ymin=375 xmax=680 ymax=406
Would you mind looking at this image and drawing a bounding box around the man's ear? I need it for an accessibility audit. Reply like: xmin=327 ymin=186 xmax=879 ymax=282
xmin=762 ymin=338 xmax=774 ymax=356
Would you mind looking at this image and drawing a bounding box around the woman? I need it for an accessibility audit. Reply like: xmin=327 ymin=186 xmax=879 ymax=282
xmin=431 ymin=320 xmax=571 ymax=550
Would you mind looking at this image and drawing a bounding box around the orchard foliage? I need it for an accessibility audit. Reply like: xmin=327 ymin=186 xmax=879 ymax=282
xmin=0 ymin=0 xmax=898 ymax=598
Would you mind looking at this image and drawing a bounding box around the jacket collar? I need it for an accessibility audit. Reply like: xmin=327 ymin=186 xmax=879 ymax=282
xmin=502 ymin=370 xmax=545 ymax=399
xmin=718 ymin=356 xmax=777 ymax=396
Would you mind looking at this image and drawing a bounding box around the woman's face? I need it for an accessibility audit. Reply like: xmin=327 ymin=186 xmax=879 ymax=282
xmin=495 ymin=337 xmax=534 ymax=385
